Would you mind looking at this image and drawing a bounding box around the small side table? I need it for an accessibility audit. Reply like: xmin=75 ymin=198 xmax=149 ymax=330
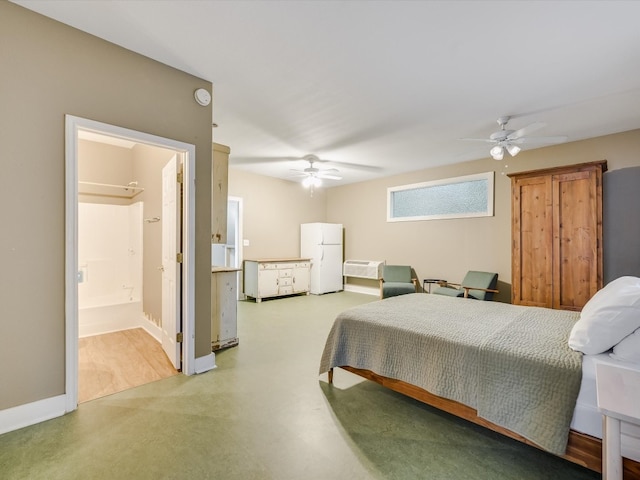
xmin=423 ymin=279 xmax=446 ymax=294
xmin=596 ymin=361 xmax=640 ymax=480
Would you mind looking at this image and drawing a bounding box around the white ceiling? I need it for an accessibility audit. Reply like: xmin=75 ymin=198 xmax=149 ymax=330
xmin=14 ymin=0 xmax=640 ymax=186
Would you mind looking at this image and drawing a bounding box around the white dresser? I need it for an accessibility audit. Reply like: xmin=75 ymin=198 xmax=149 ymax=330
xmin=596 ymin=361 xmax=640 ymax=480
xmin=244 ymin=259 xmax=311 ymax=302
xmin=211 ymin=266 xmax=241 ymax=351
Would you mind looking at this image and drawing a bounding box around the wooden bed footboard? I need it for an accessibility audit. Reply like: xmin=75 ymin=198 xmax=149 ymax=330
xmin=328 ymin=366 xmax=640 ymax=479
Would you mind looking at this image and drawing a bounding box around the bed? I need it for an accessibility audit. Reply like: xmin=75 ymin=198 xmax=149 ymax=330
xmin=318 ymin=290 xmax=640 ymax=477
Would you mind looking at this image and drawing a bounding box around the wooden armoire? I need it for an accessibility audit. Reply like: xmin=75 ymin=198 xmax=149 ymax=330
xmin=508 ymin=160 xmax=607 ymax=310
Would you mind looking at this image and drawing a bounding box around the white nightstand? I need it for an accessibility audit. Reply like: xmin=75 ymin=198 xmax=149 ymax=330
xmin=596 ymin=361 xmax=640 ymax=480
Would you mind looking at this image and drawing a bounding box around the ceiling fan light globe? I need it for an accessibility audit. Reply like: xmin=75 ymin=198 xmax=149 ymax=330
xmin=302 ymin=176 xmax=312 ymax=188
xmin=506 ymin=145 xmax=521 ymax=156
xmin=490 ymin=145 xmax=504 ymax=160
xmin=313 ymin=177 xmax=322 ymax=187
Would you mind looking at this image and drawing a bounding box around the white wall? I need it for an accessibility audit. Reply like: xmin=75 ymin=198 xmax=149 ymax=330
xmin=78 ymin=202 xmax=143 ymax=336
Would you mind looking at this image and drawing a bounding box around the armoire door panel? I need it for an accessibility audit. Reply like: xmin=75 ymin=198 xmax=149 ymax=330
xmin=553 ymin=170 xmax=600 ymax=310
xmin=512 ymin=176 xmax=553 ymax=307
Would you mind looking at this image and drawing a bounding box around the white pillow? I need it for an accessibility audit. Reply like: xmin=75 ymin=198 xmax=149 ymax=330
xmin=568 ymin=276 xmax=640 ymax=355
xmin=610 ymin=328 xmax=640 ymax=364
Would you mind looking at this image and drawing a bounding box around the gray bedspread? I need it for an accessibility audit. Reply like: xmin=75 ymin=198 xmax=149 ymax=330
xmin=318 ymin=293 xmax=582 ymax=455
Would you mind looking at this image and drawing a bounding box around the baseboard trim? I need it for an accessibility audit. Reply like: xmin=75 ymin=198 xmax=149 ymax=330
xmin=343 ymin=284 xmax=380 ymax=297
xmin=138 ymin=315 xmax=162 ymax=342
xmin=0 ymin=394 xmax=66 ymax=435
xmin=194 ymin=353 xmax=216 ymax=374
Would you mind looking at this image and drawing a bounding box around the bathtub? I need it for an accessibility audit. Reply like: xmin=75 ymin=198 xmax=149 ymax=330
xmin=79 ymin=291 xmax=144 ymax=338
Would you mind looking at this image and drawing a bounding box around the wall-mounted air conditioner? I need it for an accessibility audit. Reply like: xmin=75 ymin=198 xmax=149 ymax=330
xmin=343 ymin=260 xmax=384 ymax=280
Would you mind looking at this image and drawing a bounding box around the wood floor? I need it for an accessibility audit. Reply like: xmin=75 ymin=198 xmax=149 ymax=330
xmin=78 ymin=328 xmax=178 ymax=403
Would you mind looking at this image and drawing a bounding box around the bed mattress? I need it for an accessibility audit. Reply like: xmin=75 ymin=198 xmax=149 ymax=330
xmin=571 ymin=353 xmax=640 ymax=461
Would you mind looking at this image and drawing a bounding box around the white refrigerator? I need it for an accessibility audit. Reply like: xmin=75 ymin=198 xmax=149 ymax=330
xmin=300 ymin=223 xmax=344 ymax=295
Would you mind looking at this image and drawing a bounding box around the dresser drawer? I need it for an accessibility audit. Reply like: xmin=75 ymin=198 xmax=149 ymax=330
xmin=274 ymin=262 xmax=295 ymax=270
xmin=279 ymin=277 xmax=293 ymax=287
xmin=278 ymin=268 xmax=293 ymax=278
xmin=259 ymin=263 xmax=277 ymax=270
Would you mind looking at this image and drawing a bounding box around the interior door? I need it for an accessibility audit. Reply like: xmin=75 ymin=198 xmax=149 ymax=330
xmin=161 ymin=155 xmax=181 ymax=369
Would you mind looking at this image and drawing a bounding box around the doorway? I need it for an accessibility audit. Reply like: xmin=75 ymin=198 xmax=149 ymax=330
xmin=65 ymin=115 xmax=197 ymax=412
xmin=212 ymin=196 xmax=243 ymax=299
xmin=76 ymin=137 xmax=180 ymax=402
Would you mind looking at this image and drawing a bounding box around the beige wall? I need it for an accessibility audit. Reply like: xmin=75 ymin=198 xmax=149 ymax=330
xmin=227 ymin=169 xmax=328 ymax=260
xmin=327 ymin=129 xmax=640 ymax=301
xmin=0 ymin=2 xmax=213 ymax=411
xmin=328 ymin=158 xmax=511 ymax=300
xmin=228 ymin=130 xmax=640 ymax=302
xmin=78 ymin=140 xmax=134 ymax=206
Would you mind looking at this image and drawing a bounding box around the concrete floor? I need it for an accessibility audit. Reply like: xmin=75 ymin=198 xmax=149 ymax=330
xmin=0 ymin=291 xmax=598 ymax=479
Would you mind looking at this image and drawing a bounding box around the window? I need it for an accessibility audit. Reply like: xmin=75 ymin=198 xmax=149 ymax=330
xmin=387 ymin=172 xmax=494 ymax=222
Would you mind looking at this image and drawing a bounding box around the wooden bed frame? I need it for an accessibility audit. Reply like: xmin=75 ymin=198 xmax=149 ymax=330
xmin=328 ymin=366 xmax=640 ymax=479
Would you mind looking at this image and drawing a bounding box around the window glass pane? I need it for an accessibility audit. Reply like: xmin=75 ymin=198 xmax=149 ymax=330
xmin=387 ymin=172 xmax=494 ymax=222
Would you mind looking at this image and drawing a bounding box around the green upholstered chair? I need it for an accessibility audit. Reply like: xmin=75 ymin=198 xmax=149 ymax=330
xmin=379 ymin=265 xmax=418 ymax=299
xmin=431 ymin=270 xmax=499 ymax=301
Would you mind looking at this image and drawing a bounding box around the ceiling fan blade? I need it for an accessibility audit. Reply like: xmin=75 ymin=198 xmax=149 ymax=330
xmin=316 ymin=159 xmax=383 ymax=172
xmin=460 ymin=137 xmax=498 ymax=143
xmin=511 ymin=135 xmax=568 ymax=145
xmin=506 ymin=122 xmax=546 ymax=140
xmin=317 ymin=174 xmax=342 ymax=180
xmin=319 ymin=168 xmax=340 ymax=174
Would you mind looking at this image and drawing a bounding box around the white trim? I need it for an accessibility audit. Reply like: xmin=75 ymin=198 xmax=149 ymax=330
xmin=194 ymin=353 xmax=217 ymax=374
xmin=182 ymin=147 xmax=197 ymax=376
xmin=343 ymin=283 xmax=379 ymax=297
xmin=65 ymin=119 xmax=80 ymax=413
xmin=228 ymin=196 xmax=244 ymax=268
xmin=0 ymin=395 xmax=66 ymax=435
xmin=139 ymin=315 xmax=163 ymax=343
xmin=228 ymin=196 xmax=244 ymax=299
xmin=65 ymin=115 xmax=198 ymax=416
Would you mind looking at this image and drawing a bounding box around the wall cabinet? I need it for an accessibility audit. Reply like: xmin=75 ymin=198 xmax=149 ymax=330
xmin=211 ymin=267 xmax=240 ymax=351
xmin=244 ymin=259 xmax=311 ymax=302
xmin=509 ymin=161 xmax=606 ymax=310
xmin=212 ymin=143 xmax=230 ymax=244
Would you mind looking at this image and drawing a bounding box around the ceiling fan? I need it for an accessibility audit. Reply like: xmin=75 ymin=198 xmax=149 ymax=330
xmin=289 ymin=154 xmax=342 ymax=189
xmin=463 ymin=116 xmax=568 ymax=160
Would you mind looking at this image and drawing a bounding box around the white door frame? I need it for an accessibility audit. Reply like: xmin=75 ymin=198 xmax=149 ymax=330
xmin=64 ymin=115 xmax=196 ymax=413
xmin=228 ymin=196 xmax=244 ymax=299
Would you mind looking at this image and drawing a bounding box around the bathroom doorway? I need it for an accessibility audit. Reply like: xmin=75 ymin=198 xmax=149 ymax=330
xmin=65 ymin=115 xmax=197 ymax=410
xmin=76 ymin=133 xmax=179 ymax=402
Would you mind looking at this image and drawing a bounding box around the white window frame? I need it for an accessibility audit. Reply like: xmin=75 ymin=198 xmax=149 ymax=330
xmin=387 ymin=171 xmax=494 ymax=222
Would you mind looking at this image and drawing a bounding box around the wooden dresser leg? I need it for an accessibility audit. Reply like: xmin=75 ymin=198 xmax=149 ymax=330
xmin=328 ymin=368 xmax=333 ymax=384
